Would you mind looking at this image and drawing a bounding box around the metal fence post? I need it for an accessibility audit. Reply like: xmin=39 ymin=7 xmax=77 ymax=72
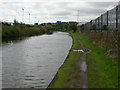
xmin=116 ymin=6 xmax=118 ymax=31
xmin=106 ymin=11 xmax=109 ymax=51
xmin=98 ymin=17 xmax=99 ymax=32
xmin=107 ymin=11 xmax=109 ymax=29
xmin=95 ymin=19 xmax=97 ymax=32
xmin=101 ymin=15 xmax=103 ymax=32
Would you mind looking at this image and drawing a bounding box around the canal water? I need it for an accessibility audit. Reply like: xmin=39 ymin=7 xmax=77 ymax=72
xmin=1 ymin=32 xmax=72 ymax=89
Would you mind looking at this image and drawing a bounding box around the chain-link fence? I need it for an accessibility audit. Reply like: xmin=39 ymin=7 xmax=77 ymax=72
xmin=82 ymin=4 xmax=120 ymax=31
xmin=81 ymin=3 xmax=120 ymax=61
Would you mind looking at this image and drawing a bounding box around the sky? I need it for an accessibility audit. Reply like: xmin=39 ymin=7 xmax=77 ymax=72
xmin=0 ymin=0 xmax=120 ymax=24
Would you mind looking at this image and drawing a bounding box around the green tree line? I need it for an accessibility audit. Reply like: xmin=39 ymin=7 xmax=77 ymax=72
xmin=2 ymin=20 xmax=78 ymax=40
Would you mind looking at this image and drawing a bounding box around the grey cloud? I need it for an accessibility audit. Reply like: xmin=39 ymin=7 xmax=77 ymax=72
xmin=79 ymin=8 xmax=106 ymax=15
xmin=87 ymin=2 xmax=118 ymax=9
xmin=50 ymin=2 xmax=106 ymax=17
xmin=52 ymin=11 xmax=72 ymax=16
xmin=1 ymin=0 xmax=118 ymax=23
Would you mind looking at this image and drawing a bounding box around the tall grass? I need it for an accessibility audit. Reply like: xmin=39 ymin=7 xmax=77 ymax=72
xmin=84 ymin=31 xmax=118 ymax=59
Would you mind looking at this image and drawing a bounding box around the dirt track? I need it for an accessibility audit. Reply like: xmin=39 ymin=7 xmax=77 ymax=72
xmin=67 ymin=35 xmax=89 ymax=88
xmin=75 ymin=37 xmax=89 ymax=88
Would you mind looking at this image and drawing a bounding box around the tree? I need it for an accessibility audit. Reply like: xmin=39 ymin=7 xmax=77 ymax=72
xmin=13 ymin=19 xmax=19 ymax=26
xmin=70 ymin=23 xmax=77 ymax=32
xmin=45 ymin=25 xmax=53 ymax=34
xmin=46 ymin=25 xmax=53 ymax=31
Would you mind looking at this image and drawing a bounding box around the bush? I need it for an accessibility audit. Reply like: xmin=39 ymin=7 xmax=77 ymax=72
xmin=2 ymin=24 xmax=46 ymax=39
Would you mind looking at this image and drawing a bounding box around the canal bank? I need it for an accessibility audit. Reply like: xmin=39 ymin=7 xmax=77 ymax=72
xmin=48 ymin=32 xmax=87 ymax=88
xmin=49 ymin=32 xmax=118 ymax=88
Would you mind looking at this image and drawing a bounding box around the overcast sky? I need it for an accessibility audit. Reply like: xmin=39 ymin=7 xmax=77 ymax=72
xmin=0 ymin=0 xmax=119 ymax=24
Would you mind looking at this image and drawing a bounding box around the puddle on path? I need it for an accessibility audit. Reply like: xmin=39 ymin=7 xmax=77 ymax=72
xmin=73 ymin=49 xmax=84 ymax=52
xmin=80 ymin=61 xmax=87 ymax=72
xmin=73 ymin=49 xmax=91 ymax=53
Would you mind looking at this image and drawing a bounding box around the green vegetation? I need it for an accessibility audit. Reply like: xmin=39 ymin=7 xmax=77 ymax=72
xmin=49 ymin=32 xmax=83 ymax=88
xmin=78 ymin=34 xmax=118 ymax=88
xmin=2 ymin=25 xmax=45 ymax=39
xmin=69 ymin=23 xmax=77 ymax=32
xmin=2 ymin=20 xmax=78 ymax=40
xmin=50 ymin=32 xmax=118 ymax=88
xmin=52 ymin=22 xmax=78 ymax=32
xmin=2 ymin=23 xmax=55 ymax=41
xmin=90 ymin=25 xmax=96 ymax=31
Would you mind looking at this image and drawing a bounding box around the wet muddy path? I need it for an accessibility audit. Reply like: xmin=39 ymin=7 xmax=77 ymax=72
xmin=74 ymin=36 xmax=91 ymax=88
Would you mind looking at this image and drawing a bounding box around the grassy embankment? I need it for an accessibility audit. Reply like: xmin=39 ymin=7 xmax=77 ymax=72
xmin=49 ymin=32 xmax=83 ymax=88
xmin=78 ymin=33 xmax=118 ymax=88
xmin=50 ymin=32 xmax=118 ymax=88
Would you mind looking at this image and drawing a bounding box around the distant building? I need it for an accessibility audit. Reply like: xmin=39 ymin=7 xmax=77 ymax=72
xmin=51 ymin=23 xmax=58 ymax=26
xmin=57 ymin=21 xmax=62 ymax=24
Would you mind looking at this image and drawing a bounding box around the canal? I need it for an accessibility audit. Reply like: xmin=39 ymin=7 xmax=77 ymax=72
xmin=1 ymin=32 xmax=72 ymax=88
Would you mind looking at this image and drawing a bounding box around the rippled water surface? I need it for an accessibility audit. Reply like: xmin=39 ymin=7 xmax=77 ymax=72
xmin=2 ymin=32 xmax=72 ymax=88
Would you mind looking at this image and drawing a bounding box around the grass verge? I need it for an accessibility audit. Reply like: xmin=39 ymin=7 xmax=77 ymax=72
xmin=78 ymin=33 xmax=118 ymax=88
xmin=49 ymin=32 xmax=118 ymax=88
xmin=49 ymin=32 xmax=83 ymax=88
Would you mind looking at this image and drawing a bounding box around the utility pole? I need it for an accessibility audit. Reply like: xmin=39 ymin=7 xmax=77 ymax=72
xmin=35 ymin=17 xmax=37 ymax=23
xmin=38 ymin=19 xmax=40 ymax=24
xmin=14 ymin=15 xmax=16 ymax=20
xmin=29 ymin=13 xmax=30 ymax=23
xmin=101 ymin=15 xmax=103 ymax=32
xmin=116 ymin=6 xmax=118 ymax=31
xmin=77 ymin=10 xmax=80 ymax=23
xmin=38 ymin=18 xmax=40 ymax=23
xmin=22 ymin=8 xmax=24 ymax=23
